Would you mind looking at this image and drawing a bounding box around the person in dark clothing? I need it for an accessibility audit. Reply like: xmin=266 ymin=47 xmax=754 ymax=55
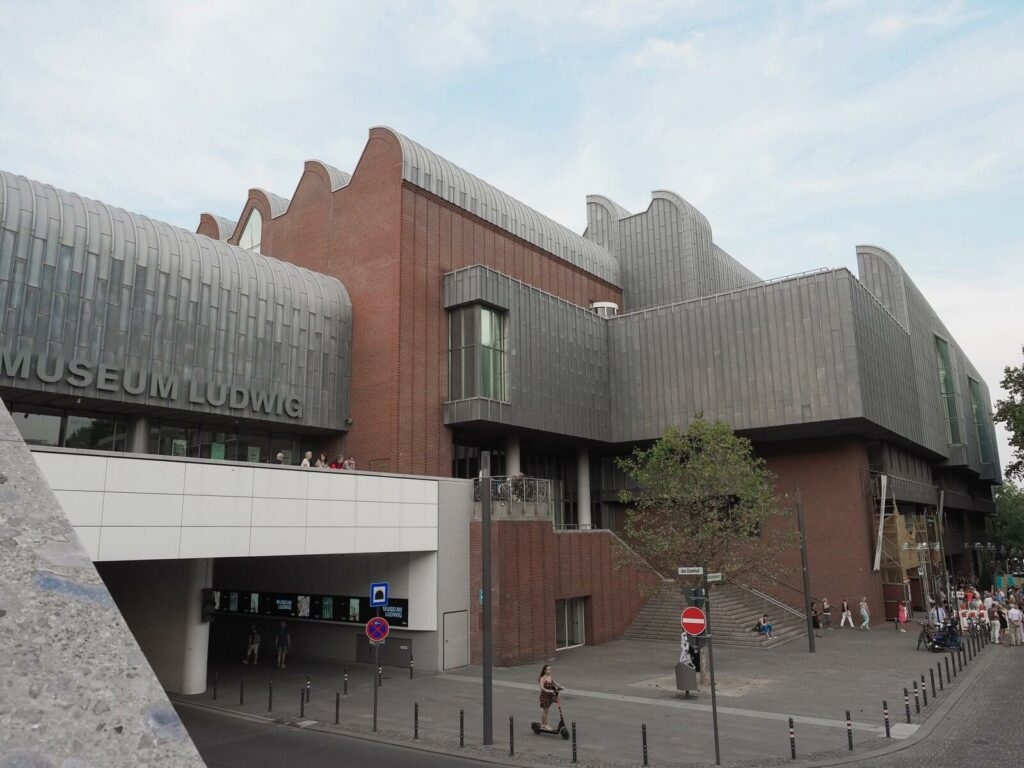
xmin=275 ymin=621 xmax=290 ymax=669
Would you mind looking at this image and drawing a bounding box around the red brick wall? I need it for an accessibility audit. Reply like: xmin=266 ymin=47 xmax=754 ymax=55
xmin=759 ymin=437 xmax=886 ymax=621
xmin=469 ymin=521 xmax=661 ymax=666
xmin=231 ymin=127 xmax=622 ymax=476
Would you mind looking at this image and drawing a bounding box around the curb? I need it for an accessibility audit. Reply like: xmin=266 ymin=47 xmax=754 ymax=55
xmin=802 ymin=639 xmax=999 ymax=767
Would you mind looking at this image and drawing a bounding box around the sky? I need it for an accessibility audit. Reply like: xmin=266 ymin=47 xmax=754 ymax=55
xmin=1 ymin=0 xmax=1021 ymax=468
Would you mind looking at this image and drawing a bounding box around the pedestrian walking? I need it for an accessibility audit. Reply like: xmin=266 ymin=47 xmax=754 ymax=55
xmin=840 ymin=599 xmax=854 ymax=628
xmin=243 ymin=624 xmax=260 ymax=665
xmin=1008 ymin=603 xmax=1023 ymax=646
xmin=859 ymin=597 xmax=871 ymax=630
xmin=811 ymin=602 xmax=822 ymax=638
xmin=275 ymin=621 xmax=291 ymax=668
xmin=896 ymin=601 xmax=908 ymax=632
xmin=822 ymin=598 xmax=833 ymax=630
xmin=988 ymin=603 xmax=1001 ymax=644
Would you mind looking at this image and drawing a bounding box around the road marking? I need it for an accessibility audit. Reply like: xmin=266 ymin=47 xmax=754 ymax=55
xmin=440 ymin=675 xmax=910 ymax=737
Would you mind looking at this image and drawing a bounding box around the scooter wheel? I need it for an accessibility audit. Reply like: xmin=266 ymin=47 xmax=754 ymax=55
xmin=531 ymin=723 xmax=541 ymax=734
xmin=561 ymin=727 xmax=570 ymax=740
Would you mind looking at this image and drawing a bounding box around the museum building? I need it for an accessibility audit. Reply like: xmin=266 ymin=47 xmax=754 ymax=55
xmin=0 ymin=126 xmax=1001 ymax=675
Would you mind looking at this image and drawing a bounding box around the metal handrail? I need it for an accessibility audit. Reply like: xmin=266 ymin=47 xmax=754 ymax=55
xmin=729 ymin=582 xmax=806 ymax=621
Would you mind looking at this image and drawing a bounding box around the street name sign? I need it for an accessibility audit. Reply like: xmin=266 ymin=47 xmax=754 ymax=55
xmin=706 ymin=572 xmax=723 ymax=583
xmin=678 ymin=567 xmax=704 ymax=576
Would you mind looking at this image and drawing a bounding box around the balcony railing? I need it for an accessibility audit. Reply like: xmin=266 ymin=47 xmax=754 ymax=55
xmin=472 ymin=476 xmax=553 ymax=522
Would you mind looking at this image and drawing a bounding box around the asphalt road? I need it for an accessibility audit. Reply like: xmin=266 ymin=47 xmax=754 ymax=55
xmin=173 ymin=703 xmax=496 ymax=768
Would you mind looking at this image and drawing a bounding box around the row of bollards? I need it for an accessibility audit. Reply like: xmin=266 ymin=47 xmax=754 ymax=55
xmin=216 ymin=627 xmax=995 ymax=763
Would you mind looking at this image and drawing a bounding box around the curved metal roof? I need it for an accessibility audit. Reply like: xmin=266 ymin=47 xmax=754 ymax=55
xmin=199 ymin=213 xmax=238 ymax=241
xmin=374 ymin=126 xmax=621 ymax=286
xmin=251 ymin=188 xmax=291 ymax=218
xmin=586 ymin=194 xmax=631 ymax=220
xmin=307 ymin=160 xmax=352 ymax=192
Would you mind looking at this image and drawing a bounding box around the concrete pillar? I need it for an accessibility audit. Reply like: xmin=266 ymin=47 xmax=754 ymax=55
xmin=506 ymin=436 xmax=521 ymax=477
xmin=577 ymin=446 xmax=592 ymax=530
xmin=97 ymin=558 xmax=212 ymax=695
xmin=127 ymin=415 xmax=150 ymax=454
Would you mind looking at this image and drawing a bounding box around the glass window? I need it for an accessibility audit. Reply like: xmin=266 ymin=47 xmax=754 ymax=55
xmin=238 ymin=209 xmax=262 ymax=253
xmin=237 ymin=431 xmax=271 ymax=463
xmin=154 ymin=424 xmax=191 ymax=457
xmin=11 ymin=408 xmax=62 ymax=446
xmin=934 ymin=337 xmax=961 ymax=444
xmin=63 ymin=414 xmax=126 ymax=451
xmin=555 ymin=597 xmax=586 ymax=649
xmin=968 ymin=378 xmax=995 ymax=464
xmin=447 ymin=305 xmax=507 ymax=402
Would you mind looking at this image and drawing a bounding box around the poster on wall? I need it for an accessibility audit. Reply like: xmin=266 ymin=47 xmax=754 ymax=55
xmin=172 ymin=439 xmax=187 ymax=456
xmin=321 ymin=596 xmax=334 ymax=620
xmin=247 ymin=446 xmax=261 ymax=463
xmin=211 ymin=442 xmax=225 ymax=460
xmin=297 ymin=595 xmax=311 ymax=617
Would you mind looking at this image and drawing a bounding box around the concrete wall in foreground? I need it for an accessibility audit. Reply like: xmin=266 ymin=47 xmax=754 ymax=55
xmin=0 ymin=398 xmax=205 ymax=765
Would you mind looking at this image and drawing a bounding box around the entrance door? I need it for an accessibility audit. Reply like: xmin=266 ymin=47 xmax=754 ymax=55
xmin=443 ymin=610 xmax=468 ymax=669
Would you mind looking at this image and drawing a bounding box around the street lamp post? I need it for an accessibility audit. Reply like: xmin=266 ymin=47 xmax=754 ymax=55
xmin=480 ymin=451 xmax=493 ymax=745
xmin=795 ymin=489 xmax=815 ymax=653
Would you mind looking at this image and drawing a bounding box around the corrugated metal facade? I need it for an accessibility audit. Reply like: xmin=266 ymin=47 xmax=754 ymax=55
xmin=0 ymin=170 xmax=352 ymax=430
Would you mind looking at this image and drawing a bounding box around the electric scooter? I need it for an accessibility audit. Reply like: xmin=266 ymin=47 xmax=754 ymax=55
xmin=531 ymin=687 xmax=570 ymax=739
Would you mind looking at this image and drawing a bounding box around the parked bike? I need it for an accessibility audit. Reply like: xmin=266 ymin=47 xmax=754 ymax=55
xmin=917 ymin=618 xmax=961 ymax=652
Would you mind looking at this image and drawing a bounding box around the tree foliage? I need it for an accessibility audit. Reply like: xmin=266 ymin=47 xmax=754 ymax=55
xmin=992 ymin=482 xmax=1024 ymax=555
xmin=994 ymin=346 xmax=1024 ymax=481
xmin=617 ymin=417 xmax=796 ymax=586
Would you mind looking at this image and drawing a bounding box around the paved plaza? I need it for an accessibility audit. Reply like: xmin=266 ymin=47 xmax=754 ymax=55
xmin=175 ymin=623 xmax=1014 ymax=767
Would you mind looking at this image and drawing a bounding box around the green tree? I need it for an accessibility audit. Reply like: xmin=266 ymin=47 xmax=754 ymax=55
xmin=992 ymin=482 xmax=1024 ymax=555
xmin=994 ymin=347 xmax=1024 ymax=481
xmin=617 ymin=417 xmax=796 ymax=587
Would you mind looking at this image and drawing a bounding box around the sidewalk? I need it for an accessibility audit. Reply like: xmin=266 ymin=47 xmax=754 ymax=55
xmin=176 ymin=624 xmax=1004 ymax=767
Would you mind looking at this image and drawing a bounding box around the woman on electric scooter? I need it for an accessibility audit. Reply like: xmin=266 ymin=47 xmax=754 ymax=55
xmin=538 ymin=664 xmax=561 ymax=731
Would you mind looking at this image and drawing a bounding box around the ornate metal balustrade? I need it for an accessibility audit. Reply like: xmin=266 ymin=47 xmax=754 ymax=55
xmin=472 ymin=476 xmax=553 ymax=522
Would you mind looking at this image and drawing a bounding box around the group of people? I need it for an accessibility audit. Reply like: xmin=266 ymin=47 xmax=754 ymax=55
xmin=926 ymin=586 xmax=1024 ymax=646
xmin=268 ymin=450 xmax=356 ymax=469
xmin=754 ymin=597 xmax=873 ymax=640
xmin=242 ymin=621 xmax=291 ymax=668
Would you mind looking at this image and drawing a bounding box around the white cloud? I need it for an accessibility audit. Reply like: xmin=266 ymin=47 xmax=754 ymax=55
xmin=869 ymin=1 xmax=985 ymax=38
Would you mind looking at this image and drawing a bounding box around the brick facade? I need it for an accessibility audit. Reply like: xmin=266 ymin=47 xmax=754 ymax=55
xmin=468 ymin=521 xmax=662 ymax=666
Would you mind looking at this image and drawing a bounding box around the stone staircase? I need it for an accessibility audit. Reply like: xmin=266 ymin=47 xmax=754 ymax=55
xmin=622 ymin=581 xmax=805 ymax=648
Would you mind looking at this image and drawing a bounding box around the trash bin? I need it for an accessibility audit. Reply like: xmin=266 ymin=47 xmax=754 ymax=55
xmin=675 ymin=662 xmax=697 ymax=696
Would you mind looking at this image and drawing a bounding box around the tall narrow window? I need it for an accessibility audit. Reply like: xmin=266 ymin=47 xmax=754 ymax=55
xmin=934 ymin=336 xmax=961 ymax=444
xmin=968 ymin=378 xmax=995 ymax=464
xmin=447 ymin=305 xmax=507 ymax=402
xmin=238 ymin=209 xmax=262 ymax=253
xmin=480 ymin=307 xmax=506 ymax=401
xmin=555 ymin=597 xmax=586 ymax=649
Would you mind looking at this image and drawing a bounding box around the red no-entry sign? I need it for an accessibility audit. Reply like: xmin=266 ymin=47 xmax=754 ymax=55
xmin=681 ymin=606 xmax=707 ymax=636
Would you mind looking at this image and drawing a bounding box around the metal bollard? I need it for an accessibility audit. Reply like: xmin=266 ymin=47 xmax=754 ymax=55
xmin=460 ymin=709 xmax=464 ymax=748
xmin=789 ymin=717 xmax=796 ymax=759
xmin=335 ymin=691 xmax=340 ymax=725
xmin=883 ymin=700 xmax=891 ymax=738
xmin=913 ymin=681 xmax=920 ymax=714
xmin=213 ymin=671 xmax=218 ymax=700
xmin=509 ymin=715 xmax=514 ymax=756
xmin=240 ymin=674 xmax=245 ymax=706
xmin=930 ymin=668 xmax=937 ymax=698
xmin=951 ymin=651 xmax=958 ymax=677
xmin=846 ymin=710 xmax=853 ymax=751
xmin=642 ymin=722 xmax=649 ymax=766
xmin=921 ymin=675 xmax=928 ymax=707
xmin=958 ymin=647 xmax=964 ymax=671
xmin=938 ymin=662 xmax=944 ymax=691
xmin=572 ymin=721 xmax=578 ymax=764
xmin=268 ymin=680 xmax=273 ymax=712
xmin=946 ymin=655 xmax=952 ymax=682
xmin=300 ymin=687 xmax=305 ymax=718
xmin=344 ymin=667 xmax=348 ymax=696
xmin=306 ymin=674 xmax=311 ymax=703
xmin=410 ymin=654 xmax=414 ymax=680
xmin=903 ymin=688 xmax=911 ymax=724
xmin=967 ymin=636 xmax=973 ymax=661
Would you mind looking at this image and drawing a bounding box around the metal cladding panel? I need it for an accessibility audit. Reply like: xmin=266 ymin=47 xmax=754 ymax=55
xmin=607 ymin=270 xmax=866 ymax=442
xmin=848 ymin=278 xmax=920 ymax=444
xmin=0 ymin=170 xmax=352 ymax=430
xmin=857 ymin=246 xmax=999 ymax=479
xmin=592 ymin=190 xmax=759 ymax=312
xmin=443 ymin=266 xmax=610 ymax=440
xmin=374 ymin=126 xmax=621 ymax=287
